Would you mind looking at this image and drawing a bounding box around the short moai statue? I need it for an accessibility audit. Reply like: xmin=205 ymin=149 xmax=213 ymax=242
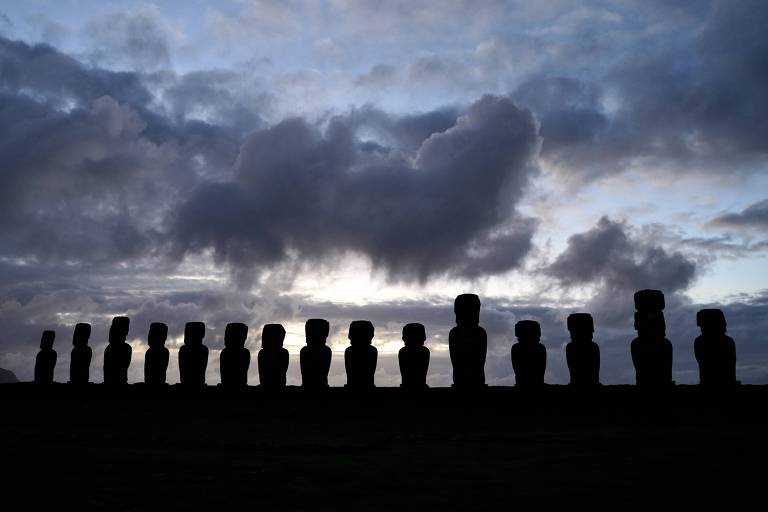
xmin=344 ymin=320 xmax=377 ymax=389
xmin=300 ymin=318 xmax=332 ymax=388
xmin=448 ymin=294 xmax=487 ymax=388
xmin=565 ymin=313 xmax=600 ymax=386
xmin=258 ymin=324 xmax=289 ymax=388
xmin=694 ymin=309 xmax=737 ymax=386
xmin=103 ymin=316 xmax=132 ymax=385
xmin=220 ymin=322 xmax=250 ymax=387
xmin=399 ymin=323 xmax=430 ymax=389
xmin=70 ymin=323 xmax=92 ymax=384
xmin=511 ymin=320 xmax=547 ymax=387
xmin=630 ymin=290 xmax=673 ymax=386
xmin=34 ymin=330 xmax=57 ymax=384
xmin=144 ymin=322 xmax=169 ymax=385
xmin=178 ymin=322 xmax=208 ymax=386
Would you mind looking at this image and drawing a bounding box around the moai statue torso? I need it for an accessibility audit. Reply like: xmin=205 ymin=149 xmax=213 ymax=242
xmin=258 ymin=324 xmax=289 ymax=388
xmin=144 ymin=322 xmax=170 ymax=385
xmin=344 ymin=320 xmax=377 ymax=389
xmin=34 ymin=330 xmax=57 ymax=384
xmin=630 ymin=290 xmax=673 ymax=386
xmin=694 ymin=309 xmax=737 ymax=386
xmin=220 ymin=322 xmax=250 ymax=387
xmin=565 ymin=313 xmax=600 ymax=386
xmin=448 ymin=294 xmax=487 ymax=388
xmin=103 ymin=316 xmax=132 ymax=385
xmin=178 ymin=322 xmax=208 ymax=386
xmin=511 ymin=320 xmax=546 ymax=387
xmin=70 ymin=323 xmax=92 ymax=384
xmin=300 ymin=318 xmax=332 ymax=388
xmin=399 ymin=323 xmax=430 ymax=389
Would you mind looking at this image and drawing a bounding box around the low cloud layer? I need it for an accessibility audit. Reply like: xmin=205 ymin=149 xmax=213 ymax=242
xmin=710 ymin=199 xmax=768 ymax=230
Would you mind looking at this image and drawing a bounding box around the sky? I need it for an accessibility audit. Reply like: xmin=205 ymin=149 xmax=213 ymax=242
xmin=0 ymin=0 xmax=766 ymax=385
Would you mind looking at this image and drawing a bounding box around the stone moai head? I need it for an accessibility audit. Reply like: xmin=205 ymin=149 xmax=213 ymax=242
xmin=454 ymin=294 xmax=481 ymax=327
xmin=514 ymin=320 xmax=541 ymax=343
xmin=184 ymin=322 xmax=206 ymax=346
xmin=73 ymin=323 xmax=91 ymax=347
xmin=40 ymin=330 xmax=55 ymax=350
xmin=305 ymin=318 xmax=330 ymax=346
xmin=224 ymin=322 xmax=248 ymax=349
xmin=633 ymin=289 xmax=665 ymax=311
xmin=348 ymin=320 xmax=374 ymax=347
xmin=567 ymin=313 xmax=594 ymax=342
xmin=262 ymin=323 xmax=286 ymax=350
xmin=108 ymin=316 xmax=130 ymax=344
xmin=697 ymin=308 xmax=727 ymax=336
xmin=402 ymin=323 xmax=426 ymax=348
xmin=148 ymin=322 xmax=168 ymax=348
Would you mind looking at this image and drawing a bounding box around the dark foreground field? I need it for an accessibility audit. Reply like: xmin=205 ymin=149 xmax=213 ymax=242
xmin=2 ymin=384 xmax=766 ymax=510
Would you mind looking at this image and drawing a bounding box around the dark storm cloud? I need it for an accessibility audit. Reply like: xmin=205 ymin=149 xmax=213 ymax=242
xmin=709 ymin=199 xmax=768 ymax=230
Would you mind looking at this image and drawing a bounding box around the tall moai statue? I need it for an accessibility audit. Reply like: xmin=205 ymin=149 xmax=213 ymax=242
xmin=399 ymin=323 xmax=430 ymax=389
xmin=344 ymin=320 xmax=377 ymax=389
xmin=220 ymin=322 xmax=250 ymax=387
xmin=448 ymin=294 xmax=487 ymax=388
xmin=300 ymin=318 xmax=332 ymax=388
xmin=70 ymin=323 xmax=92 ymax=384
xmin=258 ymin=324 xmax=289 ymax=388
xmin=630 ymin=290 xmax=673 ymax=386
xmin=34 ymin=330 xmax=57 ymax=384
xmin=103 ymin=316 xmax=132 ymax=385
xmin=565 ymin=313 xmax=600 ymax=385
xmin=694 ymin=309 xmax=737 ymax=386
xmin=511 ymin=320 xmax=546 ymax=387
xmin=144 ymin=322 xmax=169 ymax=385
xmin=179 ymin=321 xmax=209 ymax=386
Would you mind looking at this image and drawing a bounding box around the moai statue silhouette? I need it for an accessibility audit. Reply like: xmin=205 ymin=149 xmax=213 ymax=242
xmin=694 ymin=309 xmax=737 ymax=386
xmin=258 ymin=324 xmax=289 ymax=388
xmin=565 ymin=313 xmax=600 ymax=385
xmin=300 ymin=318 xmax=332 ymax=388
xmin=399 ymin=323 xmax=430 ymax=389
xmin=144 ymin=322 xmax=169 ymax=385
xmin=220 ymin=322 xmax=250 ymax=387
xmin=344 ymin=320 xmax=377 ymax=389
xmin=630 ymin=290 xmax=673 ymax=386
xmin=34 ymin=330 xmax=57 ymax=384
xmin=103 ymin=316 xmax=132 ymax=385
xmin=179 ymin=322 xmax=208 ymax=386
xmin=511 ymin=320 xmax=546 ymax=387
xmin=448 ymin=294 xmax=487 ymax=388
xmin=70 ymin=323 xmax=92 ymax=384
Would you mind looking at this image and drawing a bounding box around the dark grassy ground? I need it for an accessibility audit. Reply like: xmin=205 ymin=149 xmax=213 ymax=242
xmin=2 ymin=384 xmax=766 ymax=510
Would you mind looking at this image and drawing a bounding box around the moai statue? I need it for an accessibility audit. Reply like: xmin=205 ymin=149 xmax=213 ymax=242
xmin=565 ymin=313 xmax=600 ymax=386
xmin=630 ymin=290 xmax=673 ymax=386
xmin=694 ymin=309 xmax=737 ymax=386
xmin=103 ymin=316 xmax=132 ymax=385
xmin=258 ymin=324 xmax=289 ymax=388
xmin=511 ymin=320 xmax=547 ymax=387
xmin=300 ymin=318 xmax=332 ymax=388
xmin=448 ymin=294 xmax=487 ymax=388
xmin=34 ymin=330 xmax=57 ymax=384
xmin=399 ymin=323 xmax=430 ymax=389
xmin=178 ymin=322 xmax=208 ymax=386
xmin=144 ymin=322 xmax=169 ymax=385
xmin=220 ymin=322 xmax=250 ymax=387
xmin=70 ymin=323 xmax=92 ymax=384
xmin=344 ymin=320 xmax=377 ymax=389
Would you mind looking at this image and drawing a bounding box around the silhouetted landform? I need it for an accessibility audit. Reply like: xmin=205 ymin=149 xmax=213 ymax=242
xmin=301 ymin=318 xmax=332 ymax=388
xmin=695 ymin=308 xmax=738 ymax=386
xmin=220 ymin=322 xmax=250 ymax=387
xmin=144 ymin=322 xmax=169 ymax=385
xmin=258 ymin=324 xmax=289 ymax=388
xmin=0 ymin=367 xmax=18 ymax=383
xmin=449 ymin=294 xmax=487 ymax=387
xmin=631 ymin=290 xmax=673 ymax=386
xmin=34 ymin=330 xmax=56 ymax=384
xmin=566 ymin=313 xmax=600 ymax=385
xmin=103 ymin=316 xmax=131 ymax=385
xmin=511 ymin=320 xmax=546 ymax=387
xmin=399 ymin=323 xmax=430 ymax=388
xmin=345 ymin=320 xmax=377 ymax=388
xmin=179 ymin=321 xmax=208 ymax=386
xmin=69 ymin=323 xmax=92 ymax=384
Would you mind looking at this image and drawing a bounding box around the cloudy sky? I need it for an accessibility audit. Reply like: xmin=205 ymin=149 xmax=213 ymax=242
xmin=1 ymin=0 xmax=766 ymax=385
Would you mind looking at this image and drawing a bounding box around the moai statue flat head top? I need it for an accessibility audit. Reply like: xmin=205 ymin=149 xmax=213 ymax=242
xmin=148 ymin=323 xmax=168 ymax=348
xmin=567 ymin=313 xmax=594 ymax=341
xmin=262 ymin=324 xmax=286 ymax=350
xmin=184 ymin=322 xmax=206 ymax=345
xmin=402 ymin=323 xmax=426 ymax=347
xmin=634 ymin=289 xmax=665 ymax=311
xmin=306 ymin=318 xmax=330 ymax=345
xmin=349 ymin=320 xmax=375 ymax=346
xmin=108 ymin=316 xmax=130 ymax=343
xmin=697 ymin=309 xmax=727 ymax=335
xmin=225 ymin=323 xmax=249 ymax=349
xmin=40 ymin=330 xmax=55 ymax=350
xmin=514 ymin=320 xmax=541 ymax=342
xmin=73 ymin=323 xmax=91 ymax=347
xmin=454 ymin=294 xmax=481 ymax=326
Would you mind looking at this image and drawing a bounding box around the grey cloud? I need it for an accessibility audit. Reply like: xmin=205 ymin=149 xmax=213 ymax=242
xmin=709 ymin=199 xmax=768 ymax=230
xmin=84 ymin=10 xmax=172 ymax=71
xmin=353 ymin=64 xmax=398 ymax=88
